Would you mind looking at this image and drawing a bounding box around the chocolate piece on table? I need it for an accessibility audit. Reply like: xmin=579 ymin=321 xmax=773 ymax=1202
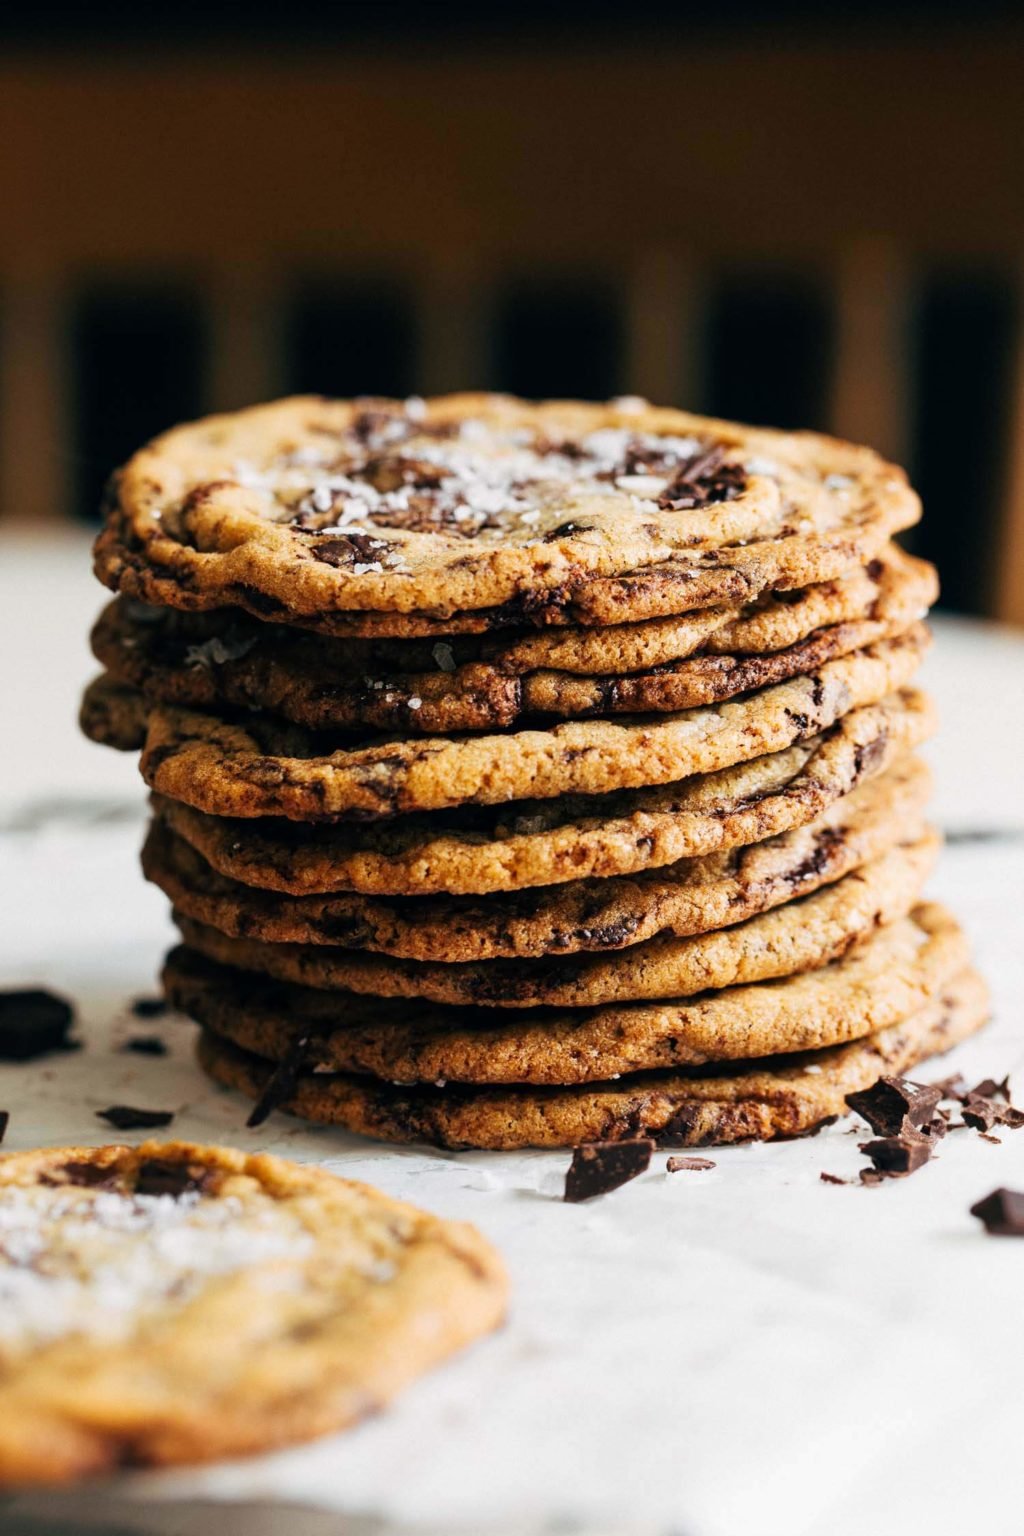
xmin=246 ymin=1032 xmax=314 ymax=1129
xmin=130 ymin=996 xmax=169 ymax=1019
xmin=96 ymin=1105 xmax=175 ymax=1129
xmin=0 ymin=1110 xmax=7 ymax=1144
xmin=845 ymin=1076 xmax=943 ymax=1136
xmin=861 ymin=1129 xmax=934 ymax=1178
xmin=564 ymin=1139 xmax=654 ymax=1202
xmin=121 ymin=1036 xmax=169 ymax=1056
xmin=666 ymin=1155 xmax=716 ymax=1173
xmin=0 ymin=988 xmax=75 ymax=1061
xmin=970 ymin=1188 xmax=1024 ymax=1236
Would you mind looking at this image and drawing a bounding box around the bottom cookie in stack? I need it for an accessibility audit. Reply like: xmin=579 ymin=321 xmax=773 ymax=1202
xmin=168 ymin=897 xmax=987 ymax=1150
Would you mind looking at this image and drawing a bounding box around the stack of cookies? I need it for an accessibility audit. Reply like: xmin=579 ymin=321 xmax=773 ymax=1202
xmin=81 ymin=394 xmax=987 ymax=1150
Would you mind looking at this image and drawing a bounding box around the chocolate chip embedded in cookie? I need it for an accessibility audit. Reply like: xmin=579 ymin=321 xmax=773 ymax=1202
xmin=166 ymin=902 xmax=970 ymax=1087
xmin=0 ymin=1141 xmax=506 ymax=1484
xmin=93 ymin=393 xmax=921 ymax=630
xmin=193 ymin=965 xmax=989 ymax=1149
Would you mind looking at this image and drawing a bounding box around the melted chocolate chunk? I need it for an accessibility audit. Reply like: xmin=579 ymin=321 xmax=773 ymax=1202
xmin=96 ymin=1105 xmax=175 ymax=1130
xmin=0 ymin=988 xmax=76 ymax=1061
xmin=666 ymin=1155 xmax=716 ymax=1173
xmin=970 ymin=1188 xmax=1024 ymax=1236
xmin=45 ymin=1159 xmax=122 ymax=1190
xmin=120 ymin=1036 xmax=169 ymax=1056
xmin=362 ymin=456 xmax=447 ymax=494
xmin=563 ymin=1138 xmax=654 ymax=1202
xmin=311 ymin=533 xmax=392 ymax=568
xmin=135 ymin=1157 xmax=210 ymax=1198
xmin=860 ymin=1130 xmax=934 ymax=1178
xmin=656 ymin=445 xmax=747 ymax=511
xmin=130 ymin=995 xmax=168 ymax=1020
xmin=541 ymin=521 xmax=594 ymax=542
xmin=845 ymin=1076 xmax=943 ymax=1137
xmin=369 ymin=498 xmax=495 ymax=536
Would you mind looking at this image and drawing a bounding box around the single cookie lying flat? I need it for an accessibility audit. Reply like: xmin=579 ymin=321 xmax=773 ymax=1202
xmin=92 ymin=546 xmax=935 ymax=733
xmin=80 ymin=625 xmax=929 ymax=821
xmin=0 ymin=1141 xmax=506 ymax=1485
xmin=143 ymin=755 xmax=930 ymax=960
xmin=166 ymin=901 xmax=969 ymax=1085
xmin=93 ymin=393 xmax=920 ymax=628
xmin=152 ymin=689 xmax=935 ymax=895
xmin=173 ymin=832 xmax=938 ymax=1007
xmin=194 ymin=965 xmax=988 ymax=1148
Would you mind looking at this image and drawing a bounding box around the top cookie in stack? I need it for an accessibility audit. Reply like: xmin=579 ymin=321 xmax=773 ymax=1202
xmin=81 ymin=394 xmax=986 ymax=1149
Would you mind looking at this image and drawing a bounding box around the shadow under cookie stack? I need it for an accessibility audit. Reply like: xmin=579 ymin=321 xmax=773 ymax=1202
xmin=81 ymin=393 xmax=988 ymax=1150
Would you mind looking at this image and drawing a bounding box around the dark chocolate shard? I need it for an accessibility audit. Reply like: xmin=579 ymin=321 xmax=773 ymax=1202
xmin=130 ymin=996 xmax=169 ymax=1019
xmin=961 ymin=1077 xmax=1024 ymax=1132
xmin=967 ymin=1076 xmax=1011 ymax=1102
xmin=0 ymin=1110 xmax=7 ymax=1145
xmin=121 ymin=1036 xmax=169 ymax=1056
xmin=135 ymin=1157 xmax=209 ymax=1198
xmin=820 ymin=1171 xmax=851 ymax=1185
xmin=861 ymin=1129 xmax=934 ymax=1178
xmin=0 ymin=988 xmax=75 ymax=1061
xmin=962 ymin=1099 xmax=1002 ymax=1132
xmin=970 ymin=1188 xmax=1024 ymax=1236
xmin=846 ymin=1076 xmax=943 ymax=1137
xmin=666 ymin=1155 xmax=716 ymax=1173
xmin=96 ymin=1105 xmax=175 ymax=1130
xmin=246 ymin=1033 xmax=312 ymax=1128
xmin=564 ymin=1139 xmax=654 ymax=1202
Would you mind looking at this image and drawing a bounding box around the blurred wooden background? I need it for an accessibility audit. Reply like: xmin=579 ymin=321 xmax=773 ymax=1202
xmin=1 ymin=12 xmax=1023 ymax=619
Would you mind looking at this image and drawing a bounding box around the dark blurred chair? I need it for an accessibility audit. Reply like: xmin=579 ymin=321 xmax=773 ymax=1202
xmin=1 ymin=23 xmax=1022 ymax=619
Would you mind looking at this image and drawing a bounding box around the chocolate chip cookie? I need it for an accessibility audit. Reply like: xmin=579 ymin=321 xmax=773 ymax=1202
xmin=0 ymin=1141 xmax=506 ymax=1483
xmin=93 ymin=393 xmax=921 ymax=630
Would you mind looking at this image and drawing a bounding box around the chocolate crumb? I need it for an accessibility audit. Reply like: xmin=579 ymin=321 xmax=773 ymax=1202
xmin=120 ymin=1036 xmax=168 ymax=1057
xmin=564 ymin=1139 xmax=654 ymax=1202
xmin=820 ymin=1171 xmax=850 ymax=1185
xmin=970 ymin=1188 xmax=1024 ymax=1236
xmin=0 ymin=988 xmax=76 ymax=1061
xmin=962 ymin=1100 xmax=1002 ymax=1132
xmin=130 ymin=996 xmax=168 ymax=1020
xmin=666 ymin=1155 xmax=716 ymax=1173
xmin=846 ymin=1076 xmax=943 ymax=1136
xmin=0 ymin=1110 xmax=8 ymax=1144
xmin=96 ymin=1105 xmax=175 ymax=1130
xmin=979 ymin=1132 xmax=1002 ymax=1145
xmin=860 ymin=1129 xmax=934 ymax=1178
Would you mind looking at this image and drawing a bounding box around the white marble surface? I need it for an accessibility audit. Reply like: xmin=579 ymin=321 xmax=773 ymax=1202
xmin=2 ymin=528 xmax=1024 ymax=1536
